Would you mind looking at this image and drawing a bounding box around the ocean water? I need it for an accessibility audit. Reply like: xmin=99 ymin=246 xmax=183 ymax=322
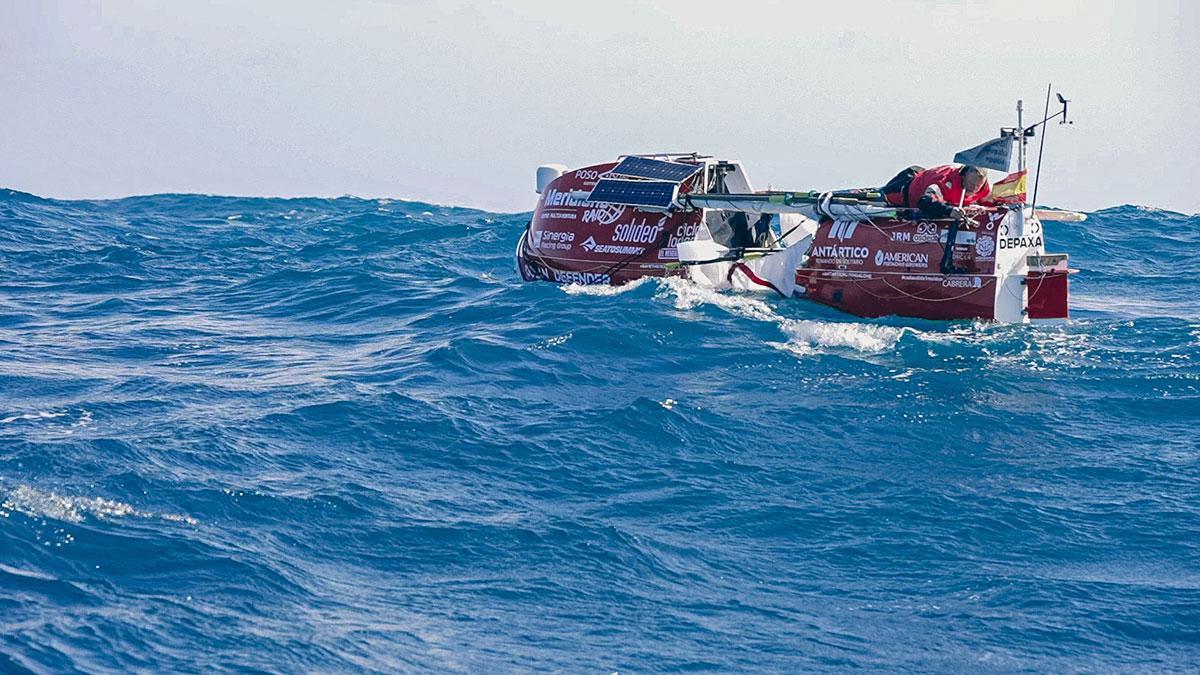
xmin=1 ymin=187 xmax=1198 ymax=672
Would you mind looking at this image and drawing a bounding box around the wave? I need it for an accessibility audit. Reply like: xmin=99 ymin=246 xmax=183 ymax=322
xmin=1 ymin=189 xmax=1198 ymax=671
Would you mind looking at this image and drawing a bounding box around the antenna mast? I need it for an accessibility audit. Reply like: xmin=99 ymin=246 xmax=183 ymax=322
xmin=1016 ymin=99 xmax=1025 ymax=173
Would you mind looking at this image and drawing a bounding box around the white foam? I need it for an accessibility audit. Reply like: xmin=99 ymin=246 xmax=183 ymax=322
xmin=1 ymin=485 xmax=198 ymax=526
xmin=527 ymin=332 xmax=572 ymax=351
xmin=0 ymin=409 xmax=93 ymax=434
xmin=0 ymin=411 xmax=67 ymax=424
xmin=655 ymin=277 xmax=905 ymax=356
xmin=659 ymin=276 xmax=779 ymax=322
xmin=561 ymin=277 xmax=652 ymax=296
xmin=778 ymin=318 xmax=902 ymax=353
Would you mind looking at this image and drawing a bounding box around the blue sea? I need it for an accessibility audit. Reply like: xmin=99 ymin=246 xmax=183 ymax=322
xmin=1 ymin=187 xmax=1198 ymax=672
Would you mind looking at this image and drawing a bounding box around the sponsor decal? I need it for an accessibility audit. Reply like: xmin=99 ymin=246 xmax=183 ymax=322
xmin=942 ymin=276 xmax=983 ymax=289
xmin=581 ymin=236 xmax=643 ymax=256
xmin=574 ymin=169 xmax=603 ymax=181
xmin=829 ymin=219 xmax=860 ymax=241
xmin=535 ymin=230 xmax=574 ymax=251
xmin=891 ymin=230 xmax=912 ymax=242
xmin=810 ymin=245 xmax=869 ymax=265
xmin=660 ymin=222 xmax=702 ymax=260
xmin=822 ymin=270 xmax=872 ymax=279
xmin=596 ymin=244 xmax=645 ymax=255
xmin=667 ymin=222 xmax=701 ymax=249
xmin=542 ymin=188 xmax=605 ymax=209
xmin=975 ymin=235 xmax=995 ymax=258
xmin=998 ymin=235 xmax=1043 ymax=250
xmin=914 ymin=222 xmax=940 ymax=244
xmin=553 ymin=270 xmax=610 ymax=285
xmin=581 ymin=204 xmax=626 ymax=225
xmin=613 ymin=217 xmax=667 ymax=244
xmin=521 ymin=262 xmax=551 ymax=282
xmin=874 ymin=250 xmax=930 ymax=268
xmin=541 ymin=211 xmax=577 ymax=221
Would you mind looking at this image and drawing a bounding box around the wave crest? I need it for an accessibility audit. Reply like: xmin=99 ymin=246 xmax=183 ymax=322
xmin=1 ymin=485 xmax=197 ymax=526
xmin=655 ymin=277 xmax=904 ymax=355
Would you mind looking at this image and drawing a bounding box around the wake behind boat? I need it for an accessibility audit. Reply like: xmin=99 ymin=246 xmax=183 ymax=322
xmin=517 ymin=94 xmax=1082 ymax=322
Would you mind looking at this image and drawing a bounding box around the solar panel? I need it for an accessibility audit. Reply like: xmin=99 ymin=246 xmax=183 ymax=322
xmin=588 ymin=179 xmax=678 ymax=209
xmin=610 ymin=156 xmax=700 ymax=183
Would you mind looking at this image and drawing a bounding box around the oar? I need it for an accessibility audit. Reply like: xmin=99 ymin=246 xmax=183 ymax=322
xmin=1033 ymin=209 xmax=1087 ymax=222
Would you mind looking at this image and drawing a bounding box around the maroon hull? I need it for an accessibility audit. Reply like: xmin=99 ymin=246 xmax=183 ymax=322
xmin=796 ymin=270 xmax=997 ymax=320
xmin=517 ymin=162 xmax=702 ymax=286
xmin=796 ymin=213 xmax=1002 ymax=320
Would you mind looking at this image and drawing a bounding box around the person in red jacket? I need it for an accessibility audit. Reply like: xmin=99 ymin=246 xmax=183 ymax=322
xmin=882 ymin=164 xmax=990 ymax=219
xmin=881 ymin=164 xmax=991 ymax=274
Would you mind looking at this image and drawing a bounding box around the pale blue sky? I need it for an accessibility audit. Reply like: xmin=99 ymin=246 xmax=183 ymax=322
xmin=2 ymin=1 xmax=1196 ymax=213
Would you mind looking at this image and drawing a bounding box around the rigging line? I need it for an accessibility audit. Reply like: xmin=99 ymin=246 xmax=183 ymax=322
xmin=855 ymin=276 xmax=994 ymax=303
xmin=1022 ymin=109 xmax=1066 ymax=135
xmin=1031 ymin=83 xmax=1053 ymax=210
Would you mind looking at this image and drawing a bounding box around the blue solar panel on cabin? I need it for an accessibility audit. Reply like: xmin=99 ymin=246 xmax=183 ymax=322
xmin=611 ymin=157 xmax=699 ymax=182
xmin=588 ymin=179 xmax=677 ymax=209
